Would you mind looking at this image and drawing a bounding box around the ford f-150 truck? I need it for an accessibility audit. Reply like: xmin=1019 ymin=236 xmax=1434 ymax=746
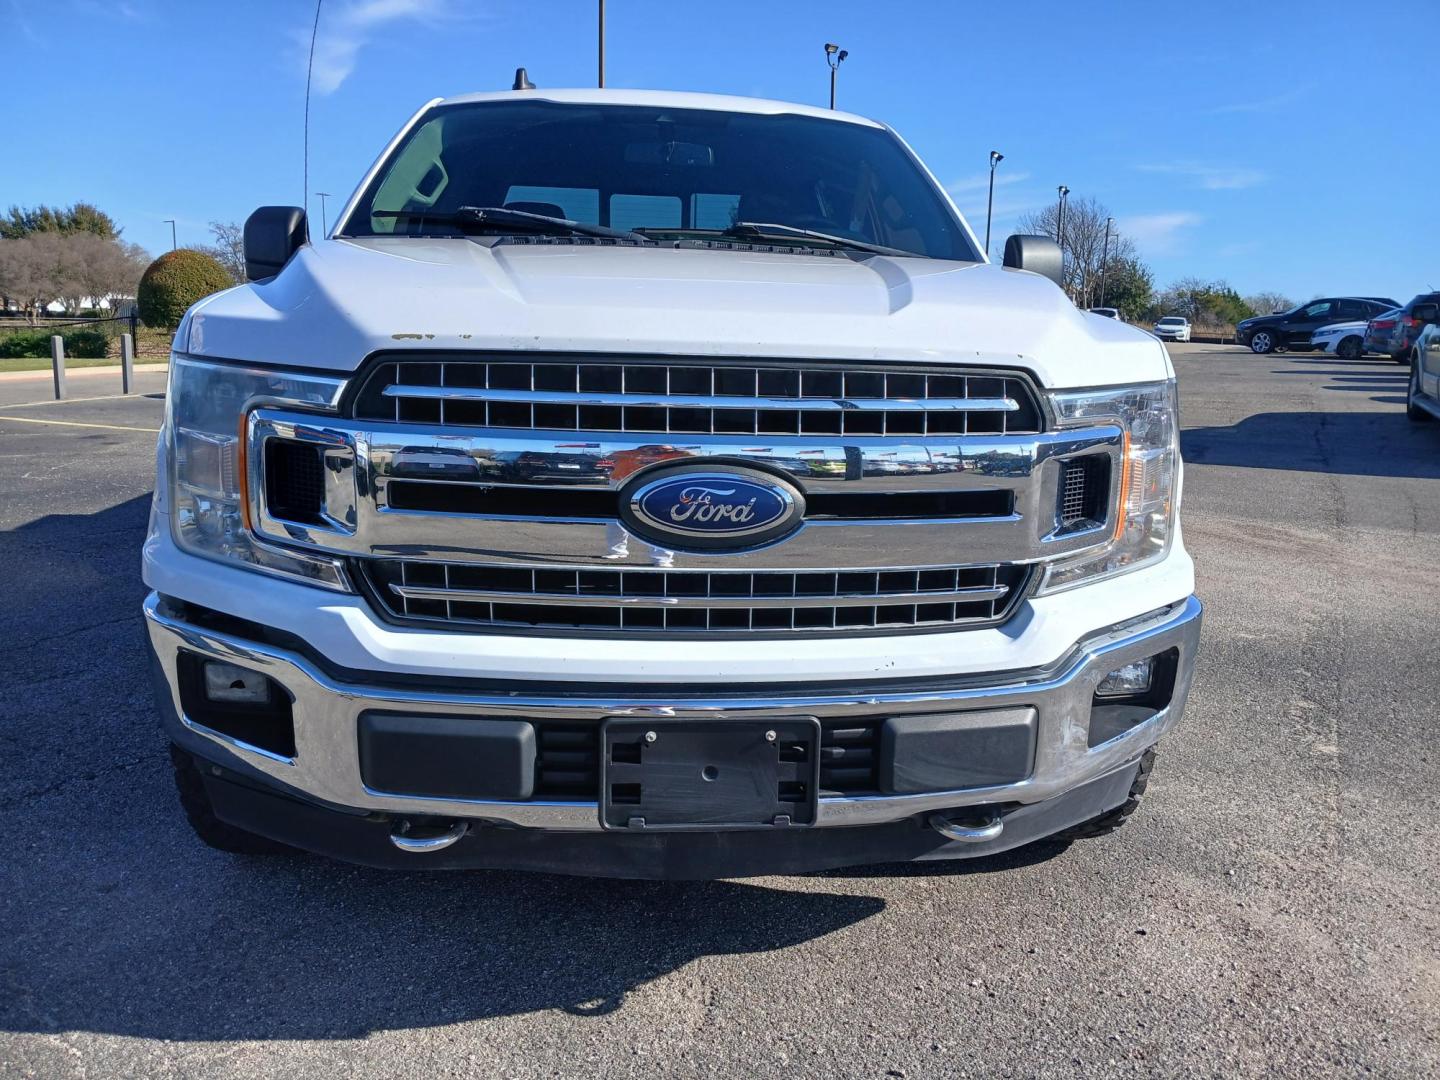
xmin=143 ymin=86 xmax=1201 ymax=878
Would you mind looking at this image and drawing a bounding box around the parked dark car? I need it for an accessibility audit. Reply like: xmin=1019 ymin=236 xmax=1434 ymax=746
xmin=1363 ymin=308 xmax=1404 ymax=358
xmin=1381 ymin=292 xmax=1440 ymax=364
xmin=1237 ymin=296 xmax=1399 ymax=354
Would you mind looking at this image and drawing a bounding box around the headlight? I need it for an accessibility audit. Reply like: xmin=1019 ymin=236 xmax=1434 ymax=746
xmin=167 ymin=355 xmax=351 ymax=590
xmin=1038 ymin=380 xmax=1179 ymax=593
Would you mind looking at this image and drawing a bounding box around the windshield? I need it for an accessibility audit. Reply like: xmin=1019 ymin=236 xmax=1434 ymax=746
xmin=1158 ymin=318 xmax=1184 ymax=325
xmin=341 ymin=101 xmax=978 ymax=261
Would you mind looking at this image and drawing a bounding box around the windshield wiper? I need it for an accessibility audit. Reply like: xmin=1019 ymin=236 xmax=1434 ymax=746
xmin=721 ymin=222 xmax=918 ymax=258
xmin=369 ymin=206 xmax=650 ymax=242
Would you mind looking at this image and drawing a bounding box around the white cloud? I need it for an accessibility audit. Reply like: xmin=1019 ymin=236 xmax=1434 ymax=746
xmin=946 ymin=170 xmax=1031 ymax=196
xmin=1116 ymin=212 xmax=1201 ymax=256
xmin=307 ymin=0 xmax=446 ymax=95
xmin=1138 ymin=162 xmax=1266 ymax=190
xmin=1205 ymin=83 xmax=1313 ymax=115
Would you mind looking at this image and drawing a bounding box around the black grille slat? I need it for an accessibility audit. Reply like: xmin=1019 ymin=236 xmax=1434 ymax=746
xmin=820 ymin=722 xmax=881 ymax=793
xmin=264 ymin=439 xmax=327 ymax=526
xmin=361 ymin=560 xmax=1031 ymax=636
xmin=352 ymin=358 xmax=1044 ymax=436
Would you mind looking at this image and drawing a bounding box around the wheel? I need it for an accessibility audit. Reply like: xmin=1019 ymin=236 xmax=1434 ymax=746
xmin=1395 ymin=350 xmax=1410 ymax=365
xmin=1061 ymin=749 xmax=1156 ymax=839
xmin=1409 ymin=359 xmax=1432 ymax=423
xmin=1337 ymin=336 xmax=1363 ymax=360
xmin=1249 ymin=329 xmax=1277 ymax=354
xmin=169 ymin=743 xmax=294 ymax=854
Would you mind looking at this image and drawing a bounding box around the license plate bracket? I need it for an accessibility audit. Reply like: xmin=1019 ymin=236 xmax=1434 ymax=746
xmin=600 ymin=718 xmax=820 ymax=831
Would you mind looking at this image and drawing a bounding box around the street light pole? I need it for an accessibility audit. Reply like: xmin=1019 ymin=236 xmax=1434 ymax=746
xmin=316 ymin=192 xmax=332 ymax=235
xmin=1099 ymin=216 xmax=1114 ymax=308
xmin=163 ymin=219 xmax=177 ymax=250
xmin=598 ymin=0 xmax=605 ymax=88
xmin=985 ymin=150 xmax=1004 ymax=257
xmin=824 ymin=42 xmax=847 ymax=109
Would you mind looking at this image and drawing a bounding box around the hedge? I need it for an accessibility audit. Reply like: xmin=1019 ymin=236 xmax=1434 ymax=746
xmin=137 ymin=249 xmax=233 ymax=329
xmin=0 ymin=327 xmax=111 ymax=359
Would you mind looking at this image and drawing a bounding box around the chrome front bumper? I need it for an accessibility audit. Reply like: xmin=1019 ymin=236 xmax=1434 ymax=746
xmin=145 ymin=593 xmax=1202 ymax=831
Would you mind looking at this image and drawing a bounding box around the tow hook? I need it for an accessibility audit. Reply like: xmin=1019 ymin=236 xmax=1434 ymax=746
xmin=928 ymin=810 xmax=1004 ymax=844
xmin=388 ymin=818 xmax=469 ymax=853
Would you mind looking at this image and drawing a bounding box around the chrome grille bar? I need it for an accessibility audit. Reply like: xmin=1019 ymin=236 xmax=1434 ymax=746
xmin=389 ymin=583 xmax=1012 ymax=608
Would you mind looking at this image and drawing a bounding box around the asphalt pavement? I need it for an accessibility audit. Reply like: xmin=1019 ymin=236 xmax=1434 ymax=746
xmin=1 ymin=344 xmax=1437 ymax=1078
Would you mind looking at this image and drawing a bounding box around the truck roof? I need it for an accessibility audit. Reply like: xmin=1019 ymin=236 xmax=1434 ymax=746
xmin=435 ymin=87 xmax=886 ymax=129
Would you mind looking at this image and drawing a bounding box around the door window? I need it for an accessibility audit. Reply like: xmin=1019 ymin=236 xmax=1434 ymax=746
xmin=1300 ymin=301 xmax=1333 ymax=321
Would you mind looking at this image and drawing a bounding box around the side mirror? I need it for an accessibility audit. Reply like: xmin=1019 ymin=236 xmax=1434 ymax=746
xmin=243 ymin=206 xmax=308 ymax=281
xmin=1002 ymin=234 xmax=1063 ymax=288
xmin=1412 ymin=302 xmax=1438 ymax=324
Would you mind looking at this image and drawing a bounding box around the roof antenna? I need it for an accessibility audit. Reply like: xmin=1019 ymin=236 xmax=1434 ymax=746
xmin=304 ymin=0 xmax=324 ymax=232
xmin=513 ymin=67 xmax=535 ymax=91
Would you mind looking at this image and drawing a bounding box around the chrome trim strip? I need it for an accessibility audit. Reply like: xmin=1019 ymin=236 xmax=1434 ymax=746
xmin=145 ymin=592 xmax=1202 ymax=831
xmin=382 ymin=384 xmax=1021 ymax=413
xmin=244 ymin=407 xmax=1125 ymax=570
xmin=388 ymin=583 xmax=1011 ymax=608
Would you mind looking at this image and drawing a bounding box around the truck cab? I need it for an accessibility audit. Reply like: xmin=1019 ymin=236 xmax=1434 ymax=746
xmin=143 ymin=88 xmax=1200 ymax=878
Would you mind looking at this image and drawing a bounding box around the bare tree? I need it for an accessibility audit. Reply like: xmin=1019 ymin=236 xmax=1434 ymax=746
xmin=1016 ymin=196 xmax=1141 ymax=308
xmin=0 ymin=232 xmax=149 ymax=318
xmin=1244 ymin=291 xmax=1295 ymax=315
xmin=193 ymin=222 xmax=246 ymax=284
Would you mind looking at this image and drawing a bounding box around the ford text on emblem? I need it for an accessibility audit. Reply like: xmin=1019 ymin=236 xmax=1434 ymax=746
xmin=619 ymin=465 xmax=806 ymax=551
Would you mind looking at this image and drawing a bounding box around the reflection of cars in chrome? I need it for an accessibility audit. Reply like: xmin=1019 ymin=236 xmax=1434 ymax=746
xmin=390 ymin=447 xmax=481 ymax=479
xmin=1309 ymin=321 xmax=1368 ymax=359
xmin=144 ymin=85 xmax=1200 ymax=880
xmin=1152 ymin=317 xmax=1190 ymax=343
xmin=509 ymin=447 xmax=613 ymax=484
xmin=1406 ymin=305 xmax=1440 ymax=423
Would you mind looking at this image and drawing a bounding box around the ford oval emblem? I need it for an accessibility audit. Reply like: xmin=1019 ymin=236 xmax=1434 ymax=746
xmin=619 ymin=465 xmax=805 ymax=551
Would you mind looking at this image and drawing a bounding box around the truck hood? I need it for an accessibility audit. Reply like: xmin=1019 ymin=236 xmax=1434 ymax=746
xmin=183 ymin=237 xmax=1169 ymax=388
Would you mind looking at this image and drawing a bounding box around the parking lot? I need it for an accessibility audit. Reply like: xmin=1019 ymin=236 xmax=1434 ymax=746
xmin=1 ymin=344 xmax=1437 ymax=1078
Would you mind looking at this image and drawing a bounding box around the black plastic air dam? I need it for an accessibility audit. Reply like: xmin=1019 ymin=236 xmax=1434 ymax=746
xmin=197 ymin=760 xmax=1140 ymax=879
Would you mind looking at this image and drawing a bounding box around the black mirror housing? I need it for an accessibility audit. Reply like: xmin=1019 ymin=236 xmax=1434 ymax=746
xmin=1002 ymin=235 xmax=1063 ymax=288
xmin=243 ymin=206 xmax=308 ymax=281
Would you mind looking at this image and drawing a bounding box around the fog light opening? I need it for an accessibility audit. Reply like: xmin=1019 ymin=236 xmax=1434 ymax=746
xmin=1087 ymin=649 xmax=1180 ymax=749
xmin=203 ymin=661 xmax=273 ymax=705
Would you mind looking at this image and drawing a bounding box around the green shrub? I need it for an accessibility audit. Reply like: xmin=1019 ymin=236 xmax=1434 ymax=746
xmin=0 ymin=327 xmax=113 ymax=359
xmin=137 ymin=249 xmax=233 ymax=329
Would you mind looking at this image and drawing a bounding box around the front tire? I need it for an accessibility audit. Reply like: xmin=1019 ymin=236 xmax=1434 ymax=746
xmin=1250 ymin=329 xmax=1277 ymax=354
xmin=1337 ymin=336 xmax=1363 ymax=360
xmin=169 ymin=744 xmax=294 ymax=854
xmin=1409 ymin=359 xmax=1432 ymax=423
xmin=1061 ymin=749 xmax=1156 ymax=839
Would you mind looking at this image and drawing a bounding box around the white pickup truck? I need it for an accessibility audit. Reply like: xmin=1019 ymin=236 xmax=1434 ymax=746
xmin=142 ymin=86 xmax=1200 ymax=878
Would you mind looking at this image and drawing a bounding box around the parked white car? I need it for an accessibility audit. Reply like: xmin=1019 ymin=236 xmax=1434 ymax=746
xmin=142 ymin=86 xmax=1200 ymax=879
xmin=1152 ymin=316 xmax=1191 ymax=342
xmin=1309 ymin=320 xmax=1368 ymax=360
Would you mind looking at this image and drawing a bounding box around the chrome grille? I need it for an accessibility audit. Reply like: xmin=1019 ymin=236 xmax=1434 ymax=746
xmin=352 ymin=357 xmax=1044 ymax=437
xmin=361 ymin=559 xmax=1031 ymax=635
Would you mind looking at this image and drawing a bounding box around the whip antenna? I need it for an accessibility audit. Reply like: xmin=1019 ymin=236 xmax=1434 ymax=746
xmin=303 ymin=0 xmax=324 ymax=235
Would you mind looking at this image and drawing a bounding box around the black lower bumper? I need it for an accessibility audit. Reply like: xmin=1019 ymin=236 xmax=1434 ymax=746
xmin=197 ymin=756 xmax=1141 ymax=880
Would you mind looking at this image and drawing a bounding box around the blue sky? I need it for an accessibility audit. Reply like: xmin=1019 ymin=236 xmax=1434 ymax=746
xmin=5 ymin=0 xmax=1434 ymax=304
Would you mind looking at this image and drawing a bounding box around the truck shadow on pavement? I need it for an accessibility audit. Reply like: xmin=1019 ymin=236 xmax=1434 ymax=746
xmin=0 ymin=496 xmax=901 ymax=1040
xmin=1182 ymin=408 xmax=1440 ymax=480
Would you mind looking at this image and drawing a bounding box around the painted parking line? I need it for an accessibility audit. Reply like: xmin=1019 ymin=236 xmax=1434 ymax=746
xmin=0 ymin=415 xmax=161 ymax=434
xmin=0 ymin=392 xmax=164 ymax=409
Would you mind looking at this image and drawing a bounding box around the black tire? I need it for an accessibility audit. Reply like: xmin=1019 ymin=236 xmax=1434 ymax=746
xmin=1249 ymin=329 xmax=1277 ymax=354
xmin=1337 ymin=336 xmax=1363 ymax=360
xmin=1060 ymin=749 xmax=1156 ymax=839
xmin=169 ymin=744 xmax=294 ymax=854
xmin=1409 ymin=359 xmax=1432 ymax=423
xmin=1395 ymin=350 xmax=1411 ymax=365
